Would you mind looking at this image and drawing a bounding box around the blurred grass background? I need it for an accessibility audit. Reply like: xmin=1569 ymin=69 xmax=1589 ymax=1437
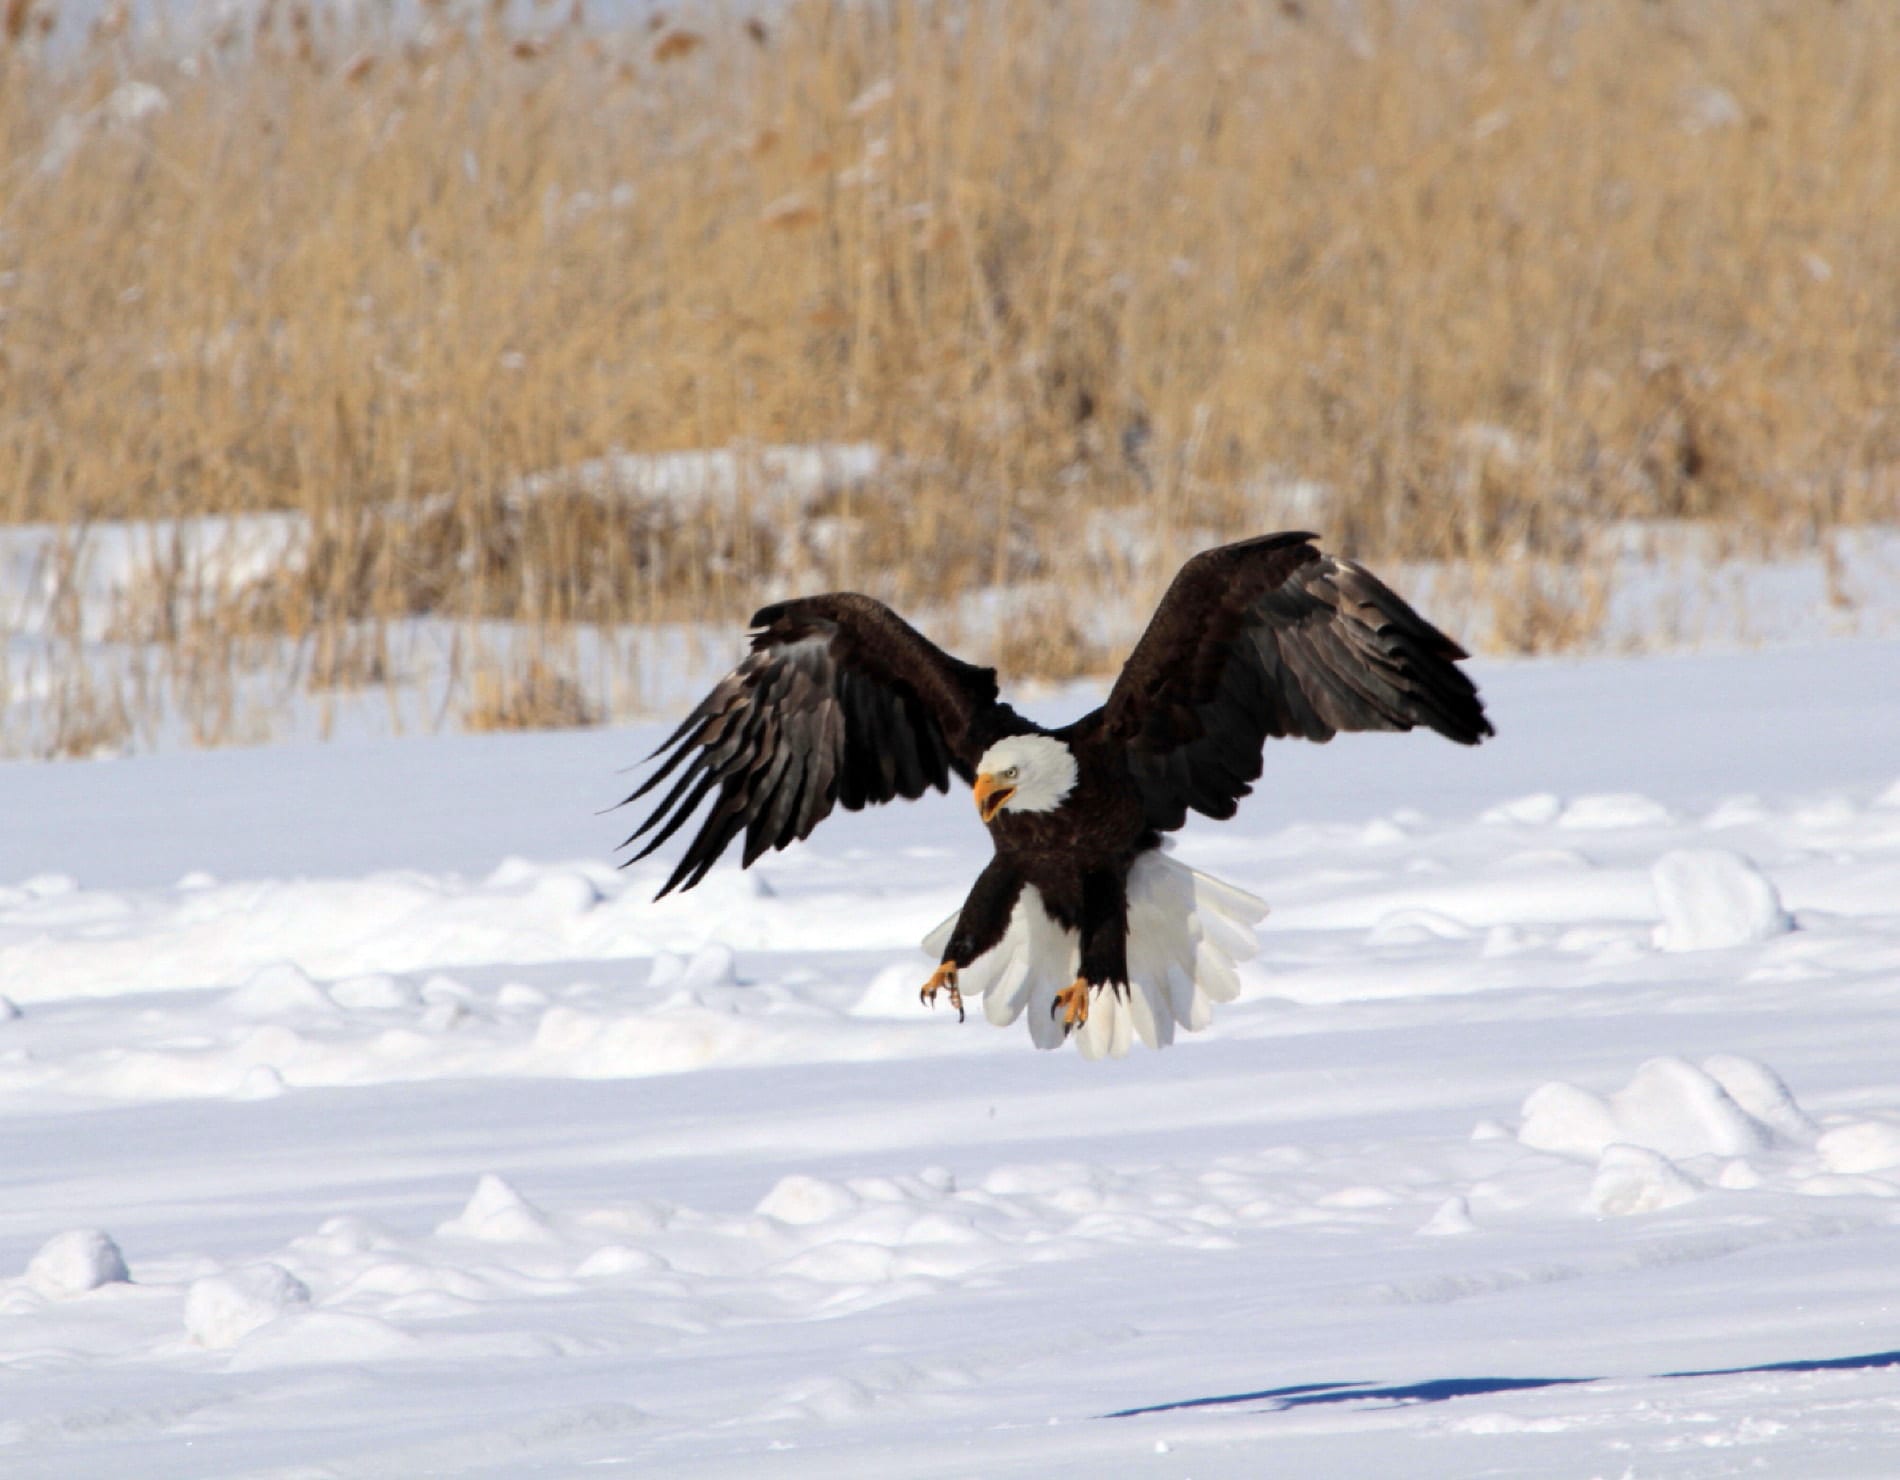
xmin=2 ymin=0 xmax=1896 ymax=752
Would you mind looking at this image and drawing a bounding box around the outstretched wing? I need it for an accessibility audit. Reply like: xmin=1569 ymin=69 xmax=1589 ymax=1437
xmin=621 ymin=593 xmax=1008 ymax=896
xmin=1092 ymin=532 xmax=1493 ymax=833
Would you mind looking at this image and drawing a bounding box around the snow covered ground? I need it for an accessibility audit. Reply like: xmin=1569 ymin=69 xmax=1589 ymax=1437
xmin=4 ymin=639 xmax=1900 ymax=1476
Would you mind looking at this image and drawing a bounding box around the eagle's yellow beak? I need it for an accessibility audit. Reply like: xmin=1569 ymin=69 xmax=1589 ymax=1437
xmin=973 ymin=772 xmax=1016 ymax=824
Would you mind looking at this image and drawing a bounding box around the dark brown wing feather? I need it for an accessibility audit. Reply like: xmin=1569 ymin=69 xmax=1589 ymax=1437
xmin=1089 ymin=532 xmax=1493 ymax=833
xmin=620 ymin=593 xmax=1010 ymax=896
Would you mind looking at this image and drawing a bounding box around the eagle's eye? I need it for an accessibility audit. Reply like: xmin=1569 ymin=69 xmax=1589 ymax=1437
xmin=1003 ymin=765 xmax=1019 ymax=779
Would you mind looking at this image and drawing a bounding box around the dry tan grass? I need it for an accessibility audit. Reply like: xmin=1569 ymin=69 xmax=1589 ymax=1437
xmin=462 ymin=653 xmax=602 ymax=734
xmin=3 ymin=0 xmax=1898 ymax=750
xmin=1480 ymin=560 xmax=1617 ymax=659
xmin=303 ymin=623 xmax=391 ymax=694
xmin=36 ymin=649 xmax=136 ymax=759
xmin=988 ymin=597 xmax=1112 ymax=688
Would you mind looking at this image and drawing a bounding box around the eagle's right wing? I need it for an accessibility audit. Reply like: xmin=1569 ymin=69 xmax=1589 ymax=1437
xmin=620 ymin=594 xmax=1007 ymax=896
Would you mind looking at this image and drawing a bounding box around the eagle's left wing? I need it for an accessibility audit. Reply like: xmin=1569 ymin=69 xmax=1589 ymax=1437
xmin=620 ymin=593 xmax=1011 ymax=896
xmin=1092 ymin=532 xmax=1493 ymax=833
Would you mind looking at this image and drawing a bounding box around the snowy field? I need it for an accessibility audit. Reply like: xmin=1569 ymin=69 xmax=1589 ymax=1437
xmin=4 ymin=639 xmax=1900 ymax=1476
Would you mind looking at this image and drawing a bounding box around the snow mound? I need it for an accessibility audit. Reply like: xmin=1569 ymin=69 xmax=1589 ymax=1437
xmin=1519 ymin=1056 xmax=1801 ymax=1160
xmin=234 ymin=1065 xmax=287 ymax=1100
xmin=225 ymin=1311 xmax=423 ymax=1371
xmin=1701 ymin=1054 xmax=1818 ymax=1145
xmin=1480 ymin=793 xmax=1562 ymax=825
xmin=573 ymin=1245 xmax=665 ymax=1278
xmin=437 ymin=1175 xmax=560 ymax=1244
xmin=757 ymin=1175 xmax=861 ymax=1226
xmin=1368 ymin=909 xmax=1476 ymax=946
xmin=1703 ymin=795 xmax=1771 ymax=828
xmin=1794 ymin=1173 xmax=1900 ymax=1200
xmin=1715 ymin=1159 xmax=1763 ymax=1190
xmin=524 ymin=870 xmax=604 ymax=917
xmin=757 ymin=1374 xmax=880 ymax=1424
xmin=226 ymin=962 xmax=337 ymax=1018
xmin=1816 ymin=1120 xmax=1900 ymax=1175
xmin=1651 ymin=849 xmax=1791 ymax=951
xmin=851 ymin=962 xmax=932 ymax=1018
xmin=1587 ymin=1145 xmax=1701 ymax=1216
xmin=184 ymin=1263 xmax=312 ymax=1348
xmin=1558 ymin=794 xmax=1675 ymax=829
xmin=328 ymin=973 xmax=414 ymax=1011
xmin=24 ymin=1229 xmax=131 ymax=1297
xmin=648 ymin=943 xmax=739 ymax=992
xmin=1417 ymin=1196 xmax=1478 ymax=1236
xmin=0 ymin=995 xmax=19 ymax=1021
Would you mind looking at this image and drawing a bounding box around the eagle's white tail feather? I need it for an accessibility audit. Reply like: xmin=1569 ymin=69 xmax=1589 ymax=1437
xmin=1170 ymin=960 xmax=1212 ymax=1033
xmin=1198 ymin=906 xmax=1263 ymax=967
xmin=1022 ymin=902 xmax=1079 ymax=1051
xmin=984 ymin=943 xmax=1033 ymax=1029
xmin=921 ymin=852 xmax=1266 ymax=1058
xmin=1192 ymin=871 xmax=1272 ymax=935
xmin=1195 ymin=941 xmax=1243 ymax=1003
xmin=1119 ymin=980 xmax=1173 ymax=1058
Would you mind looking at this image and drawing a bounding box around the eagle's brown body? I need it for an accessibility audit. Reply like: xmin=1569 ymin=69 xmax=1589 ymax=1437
xmin=623 ymin=532 xmax=1493 ymax=1055
xmin=944 ymin=737 xmax=1157 ymax=989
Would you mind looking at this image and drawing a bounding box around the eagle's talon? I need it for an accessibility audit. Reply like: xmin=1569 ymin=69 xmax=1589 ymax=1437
xmin=920 ymin=962 xmax=964 ymax=1023
xmin=1052 ymin=977 xmax=1092 ymax=1032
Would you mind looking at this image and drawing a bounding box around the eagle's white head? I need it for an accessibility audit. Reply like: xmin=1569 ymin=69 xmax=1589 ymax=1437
xmin=972 ymin=734 xmax=1078 ymax=824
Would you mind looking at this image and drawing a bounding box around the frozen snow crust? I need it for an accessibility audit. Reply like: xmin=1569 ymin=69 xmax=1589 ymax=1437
xmin=6 ymin=642 xmax=1900 ymax=1474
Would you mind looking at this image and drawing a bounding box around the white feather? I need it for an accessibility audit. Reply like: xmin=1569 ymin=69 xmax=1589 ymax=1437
xmin=1192 ymin=941 xmax=1242 ymax=1004
xmin=919 ymin=852 xmax=1267 ymax=1058
xmin=984 ymin=942 xmax=1034 ymax=1028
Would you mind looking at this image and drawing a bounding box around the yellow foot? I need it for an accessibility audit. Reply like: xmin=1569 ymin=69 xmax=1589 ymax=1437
xmin=1052 ymin=977 xmax=1092 ymax=1032
xmin=919 ymin=962 xmax=964 ymax=1022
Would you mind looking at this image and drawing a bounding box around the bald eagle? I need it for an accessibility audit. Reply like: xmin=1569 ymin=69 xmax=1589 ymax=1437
xmin=621 ymin=532 xmax=1492 ymax=1057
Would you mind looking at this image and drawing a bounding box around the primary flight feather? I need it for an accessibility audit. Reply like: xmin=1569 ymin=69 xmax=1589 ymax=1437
xmin=620 ymin=532 xmax=1493 ymax=1058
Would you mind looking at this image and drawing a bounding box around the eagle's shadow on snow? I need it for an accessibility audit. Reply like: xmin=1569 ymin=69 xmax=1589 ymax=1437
xmin=1107 ymin=1348 xmax=1900 ymax=1419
